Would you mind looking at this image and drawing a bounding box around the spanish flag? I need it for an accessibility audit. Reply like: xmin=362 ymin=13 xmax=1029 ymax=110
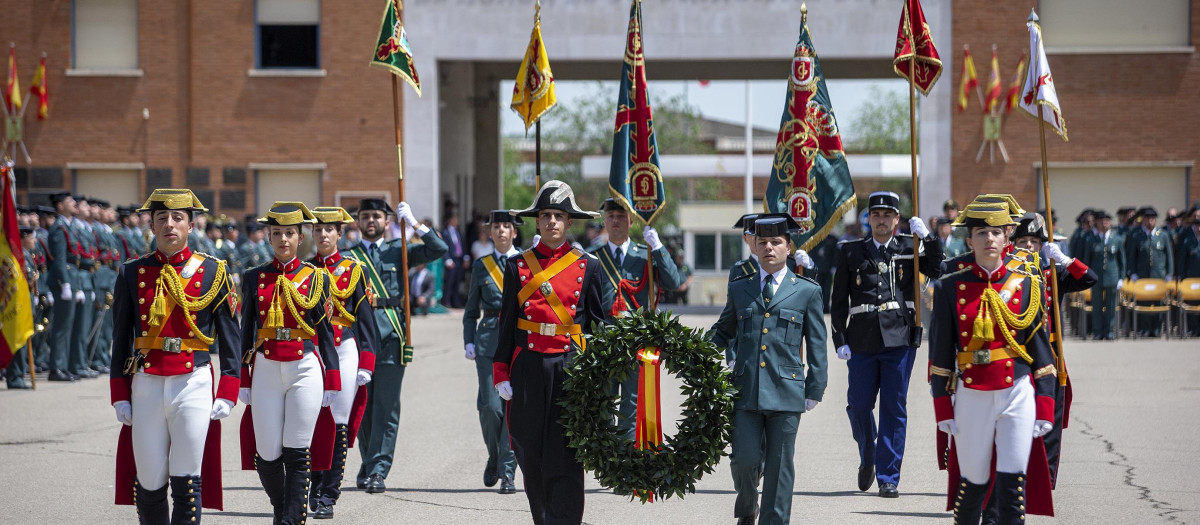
xmin=0 ymin=164 xmax=33 ymax=370
xmin=5 ymin=47 xmax=21 ymax=112
xmin=29 ymin=56 xmax=47 ymax=120
xmin=956 ymin=45 xmax=977 ymax=113
xmin=983 ymin=48 xmax=1002 ymax=114
xmin=510 ymin=2 xmax=557 ymax=133
xmin=1003 ymin=53 xmax=1027 ymax=114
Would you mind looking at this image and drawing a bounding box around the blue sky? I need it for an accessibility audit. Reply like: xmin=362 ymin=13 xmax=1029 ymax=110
xmin=500 ymin=78 xmax=908 ymax=143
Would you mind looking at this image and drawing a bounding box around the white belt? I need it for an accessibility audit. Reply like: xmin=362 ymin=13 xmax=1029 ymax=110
xmin=849 ymin=301 xmax=915 ymax=316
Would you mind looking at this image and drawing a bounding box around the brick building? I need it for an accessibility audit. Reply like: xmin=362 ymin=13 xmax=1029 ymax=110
xmin=950 ymin=0 xmax=1198 ymax=224
xmin=2 ymin=0 xmax=404 ymax=218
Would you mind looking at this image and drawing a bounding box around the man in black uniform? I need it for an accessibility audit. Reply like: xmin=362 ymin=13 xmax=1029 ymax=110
xmin=830 ymin=191 xmax=943 ymax=498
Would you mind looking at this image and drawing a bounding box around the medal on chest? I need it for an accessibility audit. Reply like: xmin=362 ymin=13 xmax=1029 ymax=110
xmin=540 ymin=281 xmax=553 ymax=296
xmin=877 ymin=261 xmax=888 ymax=274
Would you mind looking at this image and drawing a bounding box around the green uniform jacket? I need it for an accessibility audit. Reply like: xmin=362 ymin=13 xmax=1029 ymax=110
xmin=239 ymin=240 xmax=271 ymax=271
xmin=47 ymin=217 xmax=78 ymax=292
xmin=462 ymin=251 xmax=514 ymax=358
xmin=342 ymin=230 xmax=448 ymax=365
xmin=73 ymin=219 xmax=96 ymax=293
xmin=709 ymin=270 xmax=828 ymax=412
xmin=1126 ymin=227 xmax=1174 ymax=279
xmin=586 ymin=242 xmax=682 ymax=317
xmin=729 ymin=257 xmax=759 ymax=283
xmin=1175 ymin=230 xmax=1200 ymax=279
xmin=1083 ymin=231 xmax=1126 ymax=287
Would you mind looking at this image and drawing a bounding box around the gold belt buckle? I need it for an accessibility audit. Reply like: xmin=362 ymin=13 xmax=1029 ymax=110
xmin=972 ymin=349 xmax=991 ymax=365
xmin=539 ymin=323 xmax=557 ymax=336
xmin=276 ymin=328 xmax=292 ymax=340
xmin=162 ymin=337 xmax=183 ymax=353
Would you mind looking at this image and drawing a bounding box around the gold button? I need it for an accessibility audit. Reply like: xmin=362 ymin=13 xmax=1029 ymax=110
xmin=792 ymin=373 xmax=796 ymax=378
xmin=1017 ymin=487 xmax=1023 ymax=492
xmin=1013 ymin=298 xmax=1019 ymax=304
xmin=141 ymin=331 xmax=148 ymax=336
xmin=1006 ymin=361 xmax=1013 ymax=368
xmin=260 ymin=273 xmax=265 ymax=278
xmin=144 ymin=362 xmax=151 ymax=368
xmin=139 ymin=298 xmax=145 ymax=304
xmin=965 ymin=377 xmax=973 ymax=384
xmin=185 ymin=362 xmax=192 ymax=369
xmin=141 ymin=315 xmax=147 ymax=320
xmin=764 ymin=313 xmax=770 ymax=318
xmin=197 ymin=268 xmax=203 ymax=273
xmin=958 ymin=284 xmax=965 ymax=290
xmin=138 ymin=268 xmax=145 ymax=274
xmin=761 ymin=345 xmax=767 ymax=350
xmin=259 ymin=296 xmax=264 ymax=301
xmin=139 ymin=282 xmax=145 ymax=288
xmin=961 ymin=331 xmax=968 ymax=337
xmin=959 ymin=314 xmax=967 ymax=321
xmin=336 ymin=337 xmax=341 ymax=343
xmin=964 ymin=364 xmax=972 ymax=369
xmin=260 ymin=310 xmax=266 ymax=315
xmin=259 ymin=284 xmax=265 ymax=289
xmin=265 ymin=350 xmax=270 ymax=355
xmin=959 ymin=298 xmax=966 ymax=305
xmin=958 ymin=263 xmax=965 ymax=269
xmin=762 ymin=328 xmax=768 ymax=334
xmin=760 ymin=361 xmax=766 ymax=368
xmin=194 ymin=282 xmax=200 ymax=288
xmin=1005 ymin=376 xmax=1013 ymax=383
xmin=188 ymin=331 xmax=194 ymax=337
xmin=297 ymin=350 xmax=303 ymax=356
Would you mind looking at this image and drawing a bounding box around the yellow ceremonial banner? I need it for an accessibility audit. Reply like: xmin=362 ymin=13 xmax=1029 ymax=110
xmin=509 ymin=3 xmax=557 ymax=133
xmin=0 ymin=165 xmax=32 ymax=369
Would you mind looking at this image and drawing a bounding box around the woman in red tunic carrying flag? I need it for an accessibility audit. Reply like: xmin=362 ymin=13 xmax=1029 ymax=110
xmin=238 ymin=202 xmax=340 ymax=525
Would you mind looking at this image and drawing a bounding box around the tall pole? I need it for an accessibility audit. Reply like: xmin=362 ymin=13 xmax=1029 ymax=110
xmin=744 ymin=80 xmax=753 ymax=215
xmin=391 ymin=75 xmax=413 ymax=347
xmin=535 ymin=120 xmax=542 ymax=188
xmin=1038 ymin=105 xmax=1067 ymax=386
xmin=907 ymin=55 xmax=922 ymax=327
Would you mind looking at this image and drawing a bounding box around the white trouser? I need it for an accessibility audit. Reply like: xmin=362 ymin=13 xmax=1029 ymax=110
xmin=330 ymin=337 xmax=359 ymax=424
xmin=953 ymin=375 xmax=1035 ymax=484
xmin=131 ymin=365 xmax=213 ymax=491
xmin=251 ymin=353 xmax=323 ymax=461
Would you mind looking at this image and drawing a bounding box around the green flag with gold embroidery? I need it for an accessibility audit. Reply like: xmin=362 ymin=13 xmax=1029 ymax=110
xmin=370 ymin=0 xmax=421 ymax=96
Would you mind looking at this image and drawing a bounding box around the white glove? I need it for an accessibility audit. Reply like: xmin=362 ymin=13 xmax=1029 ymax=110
xmin=1129 ymin=273 xmax=1139 ymax=282
xmin=1032 ymin=420 xmax=1054 ymax=438
xmin=937 ymin=419 xmax=958 ymax=435
xmin=909 ymin=217 xmax=930 ymax=238
xmin=113 ymin=401 xmax=133 ymax=426
xmin=74 ymin=290 xmax=84 ymax=302
xmin=395 ymin=201 xmax=420 ymax=228
xmin=496 ymin=381 xmax=513 ymax=401
xmin=1040 ymin=242 xmax=1071 ymax=266
xmin=209 ymin=399 xmax=233 ymax=420
xmin=464 ymin=343 xmax=476 ymax=360
xmin=1117 ymin=279 xmax=1125 ymax=291
xmin=726 ymin=359 xmax=735 ymax=370
xmin=794 ymin=250 xmax=815 ymax=270
xmin=642 ymin=226 xmax=663 ymax=251
xmin=836 ymin=345 xmax=851 ymax=360
xmin=32 ymin=296 xmax=38 ymax=308
xmin=59 ymin=283 xmax=72 ymax=301
xmin=804 ymin=399 xmax=819 ymax=411
xmin=45 ymin=293 xmax=53 ymax=306
xmin=531 ymin=234 xmax=541 ymax=249
xmin=239 ymin=387 xmax=252 ymax=406
xmin=322 ymin=391 xmax=337 ymax=407
xmin=356 ymin=369 xmax=372 ymax=386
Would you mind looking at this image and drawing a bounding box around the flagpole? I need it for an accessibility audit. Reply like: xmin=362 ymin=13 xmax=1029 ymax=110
xmin=1038 ymin=104 xmax=1066 ymax=385
xmin=907 ymin=55 xmax=922 ymax=328
xmin=390 ymin=74 xmax=413 ymax=347
xmin=535 ymin=120 xmax=542 ymax=188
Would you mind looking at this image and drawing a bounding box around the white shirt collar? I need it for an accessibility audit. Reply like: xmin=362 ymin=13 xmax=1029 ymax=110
xmin=361 ymin=237 xmax=385 ymax=250
xmin=608 ymin=238 xmax=631 ymax=258
xmin=873 ymin=236 xmax=893 ymax=250
xmin=495 ymin=247 xmax=519 ymax=259
xmin=758 ymin=264 xmax=788 ymax=291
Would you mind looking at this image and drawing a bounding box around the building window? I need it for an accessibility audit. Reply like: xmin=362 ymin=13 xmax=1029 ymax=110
xmin=74 ymin=168 xmax=140 ymax=206
xmin=72 ymin=0 xmax=139 ymax=70
xmin=256 ymin=0 xmax=321 ymax=69
xmin=1039 ymin=0 xmax=1190 ymax=50
xmin=692 ymin=232 xmax=746 ymax=272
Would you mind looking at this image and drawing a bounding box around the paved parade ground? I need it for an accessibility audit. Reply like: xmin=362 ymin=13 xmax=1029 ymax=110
xmin=2 ymin=312 xmax=1197 ymax=524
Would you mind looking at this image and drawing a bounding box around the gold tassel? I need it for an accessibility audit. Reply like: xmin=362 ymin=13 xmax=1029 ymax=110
xmin=266 ymin=294 xmax=283 ymax=329
xmin=971 ymin=300 xmax=994 ymax=346
xmin=148 ymin=276 xmax=168 ymax=328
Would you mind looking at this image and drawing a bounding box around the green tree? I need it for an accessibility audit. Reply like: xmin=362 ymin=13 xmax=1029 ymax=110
xmin=849 ymin=86 xmax=911 ymax=154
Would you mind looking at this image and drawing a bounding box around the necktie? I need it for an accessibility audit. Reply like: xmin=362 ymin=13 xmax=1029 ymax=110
xmin=762 ymin=274 xmax=774 ymax=303
xmin=614 ymin=246 xmax=624 ymax=267
xmin=368 ymin=242 xmax=377 ymax=258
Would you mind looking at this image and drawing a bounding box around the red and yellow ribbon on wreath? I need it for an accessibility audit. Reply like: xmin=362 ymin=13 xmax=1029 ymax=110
xmin=634 ymin=346 xmax=664 ymax=501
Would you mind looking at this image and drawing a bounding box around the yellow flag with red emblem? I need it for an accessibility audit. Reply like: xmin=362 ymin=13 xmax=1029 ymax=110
xmin=0 ymin=164 xmax=33 ymax=369
xmin=510 ymin=2 xmax=557 ymax=133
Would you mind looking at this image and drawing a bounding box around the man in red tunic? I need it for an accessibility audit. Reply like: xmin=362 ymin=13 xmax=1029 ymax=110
xmin=493 ymin=181 xmax=605 ymax=525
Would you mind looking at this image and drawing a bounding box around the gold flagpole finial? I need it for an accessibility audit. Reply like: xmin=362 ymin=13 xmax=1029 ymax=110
xmin=535 ymin=0 xmax=540 ymax=20
xmin=801 ymin=2 xmax=807 ymax=25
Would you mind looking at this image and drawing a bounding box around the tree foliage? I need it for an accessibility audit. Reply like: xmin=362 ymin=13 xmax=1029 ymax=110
xmin=848 ymin=86 xmax=912 ymax=154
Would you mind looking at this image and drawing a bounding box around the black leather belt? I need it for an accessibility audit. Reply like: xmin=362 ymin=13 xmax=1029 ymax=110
xmin=483 ymin=309 xmax=501 ymax=317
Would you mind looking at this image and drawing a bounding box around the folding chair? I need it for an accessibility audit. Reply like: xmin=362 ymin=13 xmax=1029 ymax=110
xmin=1173 ymin=278 xmax=1200 ymax=338
xmin=1122 ymin=278 xmax=1172 ymax=339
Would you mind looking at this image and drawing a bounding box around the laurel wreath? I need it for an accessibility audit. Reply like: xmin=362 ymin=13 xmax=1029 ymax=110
xmin=561 ymin=309 xmax=737 ymax=503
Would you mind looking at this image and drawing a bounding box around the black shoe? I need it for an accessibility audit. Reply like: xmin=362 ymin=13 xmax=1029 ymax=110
xmin=365 ymin=474 xmax=386 ymax=494
xmin=313 ymin=502 xmax=334 ymax=519
xmin=47 ymin=370 xmax=76 ymax=382
xmin=498 ymin=477 xmax=515 ymax=494
xmin=737 ymin=517 xmax=755 ymax=525
xmin=879 ymin=483 xmax=899 ymax=498
xmin=857 ymin=464 xmax=874 ymax=491
xmin=7 ymin=379 xmax=30 ymax=389
xmin=92 ymin=365 xmax=110 ymax=374
xmin=72 ymin=369 xmax=98 ymax=379
xmin=483 ymin=463 xmax=500 ymax=488
xmin=356 ymin=477 xmax=368 ymax=489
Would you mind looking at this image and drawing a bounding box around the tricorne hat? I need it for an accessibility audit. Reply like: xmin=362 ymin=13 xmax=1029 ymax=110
xmin=137 ymin=189 xmax=209 ymax=214
xmin=952 ymin=204 xmax=1017 ymax=229
xmin=356 ymin=198 xmax=394 ymax=217
xmin=311 ymin=206 xmax=355 ymax=225
xmin=510 ymin=180 xmax=599 ymax=220
xmin=1010 ymin=212 xmax=1049 ymax=242
xmin=486 ymin=210 xmax=523 ymax=225
xmin=733 ymin=213 xmax=761 ymax=234
xmin=973 ymin=194 xmax=1025 ymax=220
xmin=258 ymin=201 xmax=317 ymax=226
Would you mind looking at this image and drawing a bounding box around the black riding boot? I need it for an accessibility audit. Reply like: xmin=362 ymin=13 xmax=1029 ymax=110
xmin=134 ymin=479 xmax=170 ymax=525
xmin=311 ymin=424 xmax=348 ymax=518
xmin=281 ymin=447 xmax=312 ymax=525
xmin=993 ymin=472 xmax=1028 ymax=525
xmin=981 ymin=485 xmax=999 ymax=525
xmin=256 ymin=454 xmax=286 ymax=525
xmin=953 ymin=478 xmax=990 ymax=525
xmin=169 ymin=475 xmax=201 ymax=524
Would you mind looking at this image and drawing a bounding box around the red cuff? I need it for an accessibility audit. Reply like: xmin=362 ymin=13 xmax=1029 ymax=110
xmin=240 ymin=366 xmax=252 ymax=388
xmin=324 ymin=370 xmax=341 ymax=392
xmin=216 ymin=375 xmax=240 ymax=403
xmin=934 ymin=395 xmax=954 ymax=423
xmin=1065 ymin=258 xmax=1088 ymax=279
xmin=493 ymin=361 xmax=510 ymax=386
xmin=1036 ymin=394 xmax=1055 ymax=422
xmin=110 ymin=377 xmax=131 ymax=405
xmin=358 ymin=351 xmax=375 ymax=374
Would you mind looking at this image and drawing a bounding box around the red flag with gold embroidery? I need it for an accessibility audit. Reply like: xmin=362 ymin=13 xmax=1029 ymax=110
xmin=892 ymin=0 xmax=942 ymax=94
